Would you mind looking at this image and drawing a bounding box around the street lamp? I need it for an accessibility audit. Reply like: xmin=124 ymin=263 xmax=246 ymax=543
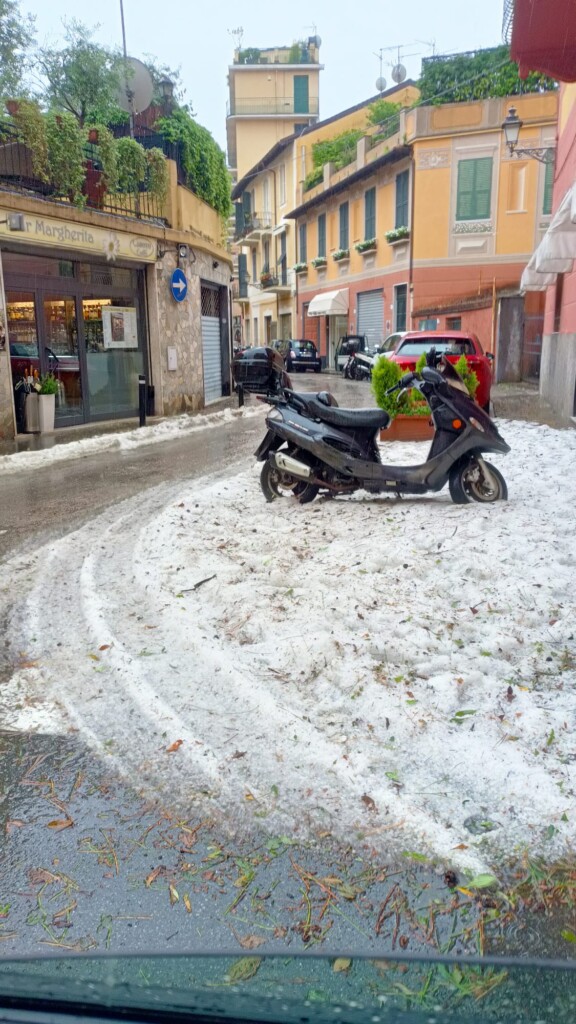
xmin=501 ymin=105 xmax=555 ymax=164
xmin=159 ymin=77 xmax=175 ymax=112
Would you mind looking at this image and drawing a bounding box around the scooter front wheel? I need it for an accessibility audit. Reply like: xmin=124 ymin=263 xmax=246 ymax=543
xmin=449 ymin=458 xmax=508 ymax=504
xmin=260 ymin=461 xmax=319 ymax=504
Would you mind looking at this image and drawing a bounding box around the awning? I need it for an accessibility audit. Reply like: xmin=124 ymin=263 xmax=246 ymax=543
xmin=510 ymin=0 xmax=576 ymax=81
xmin=307 ymin=289 xmax=349 ymax=317
xmin=521 ymin=186 xmax=576 ymax=290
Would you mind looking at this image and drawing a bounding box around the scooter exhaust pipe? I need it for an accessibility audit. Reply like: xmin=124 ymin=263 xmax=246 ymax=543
xmin=272 ymin=452 xmax=312 ymax=479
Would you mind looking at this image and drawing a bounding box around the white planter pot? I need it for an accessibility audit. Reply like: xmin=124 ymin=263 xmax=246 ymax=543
xmin=38 ymin=393 xmax=56 ymax=433
xmin=24 ymin=393 xmax=40 ymax=433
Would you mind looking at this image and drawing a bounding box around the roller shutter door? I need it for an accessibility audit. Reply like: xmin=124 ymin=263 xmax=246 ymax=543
xmin=201 ymin=286 xmax=222 ymax=404
xmin=357 ymin=289 xmax=384 ymax=347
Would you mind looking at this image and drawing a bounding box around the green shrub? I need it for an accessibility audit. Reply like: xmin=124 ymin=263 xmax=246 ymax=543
xmin=371 ymin=357 xmax=406 ymax=417
xmin=39 ymin=373 xmax=59 ymax=395
xmin=45 ymin=111 xmax=86 ymax=205
xmin=454 ymin=354 xmax=479 ymax=399
xmin=116 ymin=137 xmax=148 ymax=192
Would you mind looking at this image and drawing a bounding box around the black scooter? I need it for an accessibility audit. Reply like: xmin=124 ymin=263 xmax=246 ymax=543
xmin=255 ymin=351 xmax=510 ymax=505
xmin=343 ymin=349 xmax=373 ymax=381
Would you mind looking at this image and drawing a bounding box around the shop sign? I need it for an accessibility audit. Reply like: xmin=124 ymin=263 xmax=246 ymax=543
xmin=0 ymin=208 xmax=157 ymax=263
xmin=102 ymin=307 xmax=139 ymax=349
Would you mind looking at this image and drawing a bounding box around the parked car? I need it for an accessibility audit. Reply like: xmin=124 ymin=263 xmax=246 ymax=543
xmin=384 ymin=330 xmax=493 ymax=410
xmin=334 ymin=334 xmax=368 ymax=371
xmin=373 ymin=331 xmax=407 ymax=357
xmin=273 ymin=339 xmax=322 ymax=373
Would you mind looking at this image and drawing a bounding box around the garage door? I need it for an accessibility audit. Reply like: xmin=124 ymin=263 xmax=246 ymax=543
xmin=357 ymin=289 xmax=384 ymax=347
xmin=201 ymin=286 xmax=222 ymax=404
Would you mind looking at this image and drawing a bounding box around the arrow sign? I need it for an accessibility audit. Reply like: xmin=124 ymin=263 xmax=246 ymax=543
xmin=170 ymin=268 xmax=188 ymax=302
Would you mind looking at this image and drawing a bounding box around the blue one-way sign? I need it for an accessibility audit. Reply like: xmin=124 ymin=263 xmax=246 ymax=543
xmin=170 ymin=268 xmax=188 ymax=302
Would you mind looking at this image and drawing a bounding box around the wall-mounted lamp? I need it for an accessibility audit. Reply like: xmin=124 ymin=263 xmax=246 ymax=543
xmin=0 ymin=213 xmax=25 ymax=230
xmin=501 ymin=107 xmax=555 ymax=164
xmin=178 ymin=243 xmax=189 ymax=264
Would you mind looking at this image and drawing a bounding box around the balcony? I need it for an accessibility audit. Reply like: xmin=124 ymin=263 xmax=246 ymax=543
xmin=228 ymin=97 xmax=319 ymax=117
xmin=235 ymin=211 xmax=273 ymax=242
xmin=0 ymin=120 xmax=166 ymax=224
xmin=260 ymin=267 xmax=291 ymax=294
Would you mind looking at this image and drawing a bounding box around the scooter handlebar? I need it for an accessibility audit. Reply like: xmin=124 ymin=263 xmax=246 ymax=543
xmin=385 ymin=372 xmax=419 ymax=395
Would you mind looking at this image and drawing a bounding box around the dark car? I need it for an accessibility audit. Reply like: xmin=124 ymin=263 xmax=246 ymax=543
xmin=273 ymin=338 xmax=322 ymax=373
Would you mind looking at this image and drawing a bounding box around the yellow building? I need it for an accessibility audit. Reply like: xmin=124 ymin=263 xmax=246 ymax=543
xmin=282 ymin=90 xmax=557 ymax=371
xmin=231 ymin=83 xmax=419 ymax=347
xmin=227 ymin=38 xmax=323 ymax=181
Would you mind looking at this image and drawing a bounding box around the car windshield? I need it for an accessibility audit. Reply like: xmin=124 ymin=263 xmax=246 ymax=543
xmin=398 ymin=339 xmax=474 ymax=355
xmin=0 ymin=7 xmax=573 ymax=1024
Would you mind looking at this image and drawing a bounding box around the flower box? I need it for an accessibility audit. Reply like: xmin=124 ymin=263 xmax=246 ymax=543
xmin=332 ymin=249 xmax=350 ymax=262
xmin=293 ymin=263 xmax=308 ymax=274
xmin=385 ymin=227 xmax=410 ymax=244
xmin=355 ymin=238 xmax=377 ymax=254
xmin=311 ymin=257 xmax=327 ymax=269
xmin=380 ymin=414 xmax=434 ymax=442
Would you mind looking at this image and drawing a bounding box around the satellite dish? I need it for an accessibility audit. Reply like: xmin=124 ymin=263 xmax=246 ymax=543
xmin=375 ymin=76 xmax=387 ymax=93
xmin=312 ymin=35 xmax=322 ymax=48
xmin=116 ymin=57 xmax=154 ymax=115
xmin=391 ymin=63 xmax=407 ymax=84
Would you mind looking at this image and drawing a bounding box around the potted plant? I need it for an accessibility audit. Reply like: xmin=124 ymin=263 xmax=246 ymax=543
xmin=293 ymin=262 xmax=308 ymax=274
xmin=355 ymin=238 xmax=377 ymax=254
xmin=45 ymin=111 xmax=86 ymax=205
xmin=372 ymin=355 xmax=434 ymax=441
xmin=116 ymin=136 xmax=148 ymax=193
xmin=11 ymin=99 xmax=49 ymax=182
xmin=311 ymin=256 xmax=327 ymax=268
xmin=260 ymin=269 xmax=274 ymax=287
xmin=332 ymin=248 xmax=350 ymax=262
xmin=85 ymin=123 xmax=118 ymax=192
xmin=38 ymin=373 xmax=59 ymax=433
xmin=146 ymin=147 xmax=169 ymax=201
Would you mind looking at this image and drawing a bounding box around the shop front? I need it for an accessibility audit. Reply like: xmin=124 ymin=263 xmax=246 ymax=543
xmin=0 ymin=208 xmax=157 ymax=434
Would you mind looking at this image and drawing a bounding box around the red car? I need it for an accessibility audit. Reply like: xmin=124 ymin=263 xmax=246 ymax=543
xmin=385 ymin=331 xmax=493 ymax=411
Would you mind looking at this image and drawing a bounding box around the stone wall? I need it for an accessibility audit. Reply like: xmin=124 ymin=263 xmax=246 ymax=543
xmin=0 ymin=257 xmax=15 ymax=439
xmin=152 ymin=249 xmax=231 ymax=416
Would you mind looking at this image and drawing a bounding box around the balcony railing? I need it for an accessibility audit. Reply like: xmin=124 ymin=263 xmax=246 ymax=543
xmin=228 ymin=97 xmax=319 ymax=117
xmin=0 ymin=120 xmax=166 ymax=224
xmin=234 ymin=47 xmax=320 ymax=66
xmin=234 ymin=210 xmax=273 ymax=240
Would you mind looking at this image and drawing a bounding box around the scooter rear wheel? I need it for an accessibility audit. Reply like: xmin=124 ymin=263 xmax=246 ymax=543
xmin=260 ymin=461 xmax=319 ymax=504
xmin=449 ymin=458 xmax=508 ymax=504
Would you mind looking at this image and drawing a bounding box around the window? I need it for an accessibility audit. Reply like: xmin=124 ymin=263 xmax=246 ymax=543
xmin=543 ymin=160 xmax=554 ymax=216
xmin=263 ymin=240 xmax=270 ymax=271
xmin=317 ymin=213 xmax=326 ymax=257
xmin=299 ymin=223 xmax=307 ymax=262
xmin=554 ymin=274 xmax=564 ymax=332
xmin=294 ymin=75 xmax=309 ymax=114
xmin=279 ymin=164 xmax=286 ymax=206
xmin=446 ymin=316 xmax=462 ymax=330
xmin=395 ymin=170 xmax=409 ymax=228
xmin=253 ymin=317 xmax=259 ymax=344
xmin=394 ymin=283 xmax=407 ymax=332
xmin=364 ymin=187 xmax=376 ymax=240
xmin=456 ymin=157 xmax=493 ymax=221
xmin=339 ymin=202 xmax=349 ymax=250
xmin=251 ymin=250 xmax=257 ymax=284
xmin=419 ymin=317 xmax=438 ymax=331
xmin=263 ymin=178 xmax=270 ymax=217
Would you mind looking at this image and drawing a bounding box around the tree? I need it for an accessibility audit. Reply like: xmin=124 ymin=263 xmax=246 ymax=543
xmin=0 ymin=0 xmax=35 ymax=100
xmin=36 ymin=20 xmax=127 ymax=126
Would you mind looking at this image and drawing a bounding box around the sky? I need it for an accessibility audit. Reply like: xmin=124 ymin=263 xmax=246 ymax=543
xmin=24 ymin=0 xmax=508 ymax=152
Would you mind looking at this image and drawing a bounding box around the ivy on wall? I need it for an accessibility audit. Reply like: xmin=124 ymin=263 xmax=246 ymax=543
xmin=157 ymin=109 xmax=231 ymax=219
xmin=419 ymin=46 xmax=557 ymax=104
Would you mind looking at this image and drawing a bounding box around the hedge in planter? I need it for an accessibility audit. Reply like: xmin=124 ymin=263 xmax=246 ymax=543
xmin=45 ymin=111 xmax=86 ymax=205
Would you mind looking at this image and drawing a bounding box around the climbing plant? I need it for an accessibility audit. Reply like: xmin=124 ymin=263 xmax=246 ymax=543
xmin=419 ymin=46 xmax=557 ymax=105
xmin=156 ymin=108 xmax=231 ymax=219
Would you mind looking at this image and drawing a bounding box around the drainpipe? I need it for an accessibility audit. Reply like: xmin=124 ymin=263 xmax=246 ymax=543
xmin=408 ymin=149 xmax=415 ymax=328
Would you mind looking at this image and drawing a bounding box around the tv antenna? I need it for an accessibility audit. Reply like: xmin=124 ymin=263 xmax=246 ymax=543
xmin=228 ymin=26 xmax=244 ymax=52
xmin=305 ymin=24 xmax=322 ymax=47
xmin=374 ymin=42 xmax=421 ymax=93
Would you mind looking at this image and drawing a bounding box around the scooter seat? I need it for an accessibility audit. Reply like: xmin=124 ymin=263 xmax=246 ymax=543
xmin=305 ymin=396 xmax=390 ymax=430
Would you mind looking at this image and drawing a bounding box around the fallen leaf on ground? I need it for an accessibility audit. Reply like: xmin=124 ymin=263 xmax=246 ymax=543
xmin=6 ymin=820 xmax=25 ymax=834
xmin=237 ymin=934 xmax=267 ymax=950
xmin=47 ymin=818 xmax=73 ymax=831
xmin=28 ymin=869 xmax=59 ymax=885
xmin=231 ymin=750 xmax=247 ymax=759
xmin=99 ymin=644 xmax=111 ymax=651
xmin=166 ymin=740 xmax=183 ymax=753
xmin=183 ymin=893 xmax=192 ymax=914
xmin=226 ymin=957 xmax=261 ymax=983
xmin=361 ymin=794 xmax=377 ymax=812
xmin=333 ymin=958 xmax=352 ymax=973
xmin=169 ymin=883 xmax=179 ymax=905
xmin=88 ymin=654 xmax=100 ymax=662
xmin=145 ymin=867 xmax=163 ymax=888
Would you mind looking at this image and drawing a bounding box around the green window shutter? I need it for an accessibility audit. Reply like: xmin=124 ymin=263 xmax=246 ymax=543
xmin=365 ymin=187 xmax=376 ymax=239
xmin=238 ymin=253 xmax=248 ymax=298
xmin=318 ymin=213 xmax=326 ymax=257
xmin=299 ymin=223 xmax=307 ymax=262
xmin=293 ymin=76 xmax=309 ymax=114
xmin=395 ymin=284 xmax=407 ymax=332
xmin=339 ymin=202 xmax=349 ymax=250
xmin=456 ymin=158 xmax=493 ymax=221
xmin=543 ymin=160 xmax=554 ymax=216
xmin=395 ymin=170 xmax=409 ymax=228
